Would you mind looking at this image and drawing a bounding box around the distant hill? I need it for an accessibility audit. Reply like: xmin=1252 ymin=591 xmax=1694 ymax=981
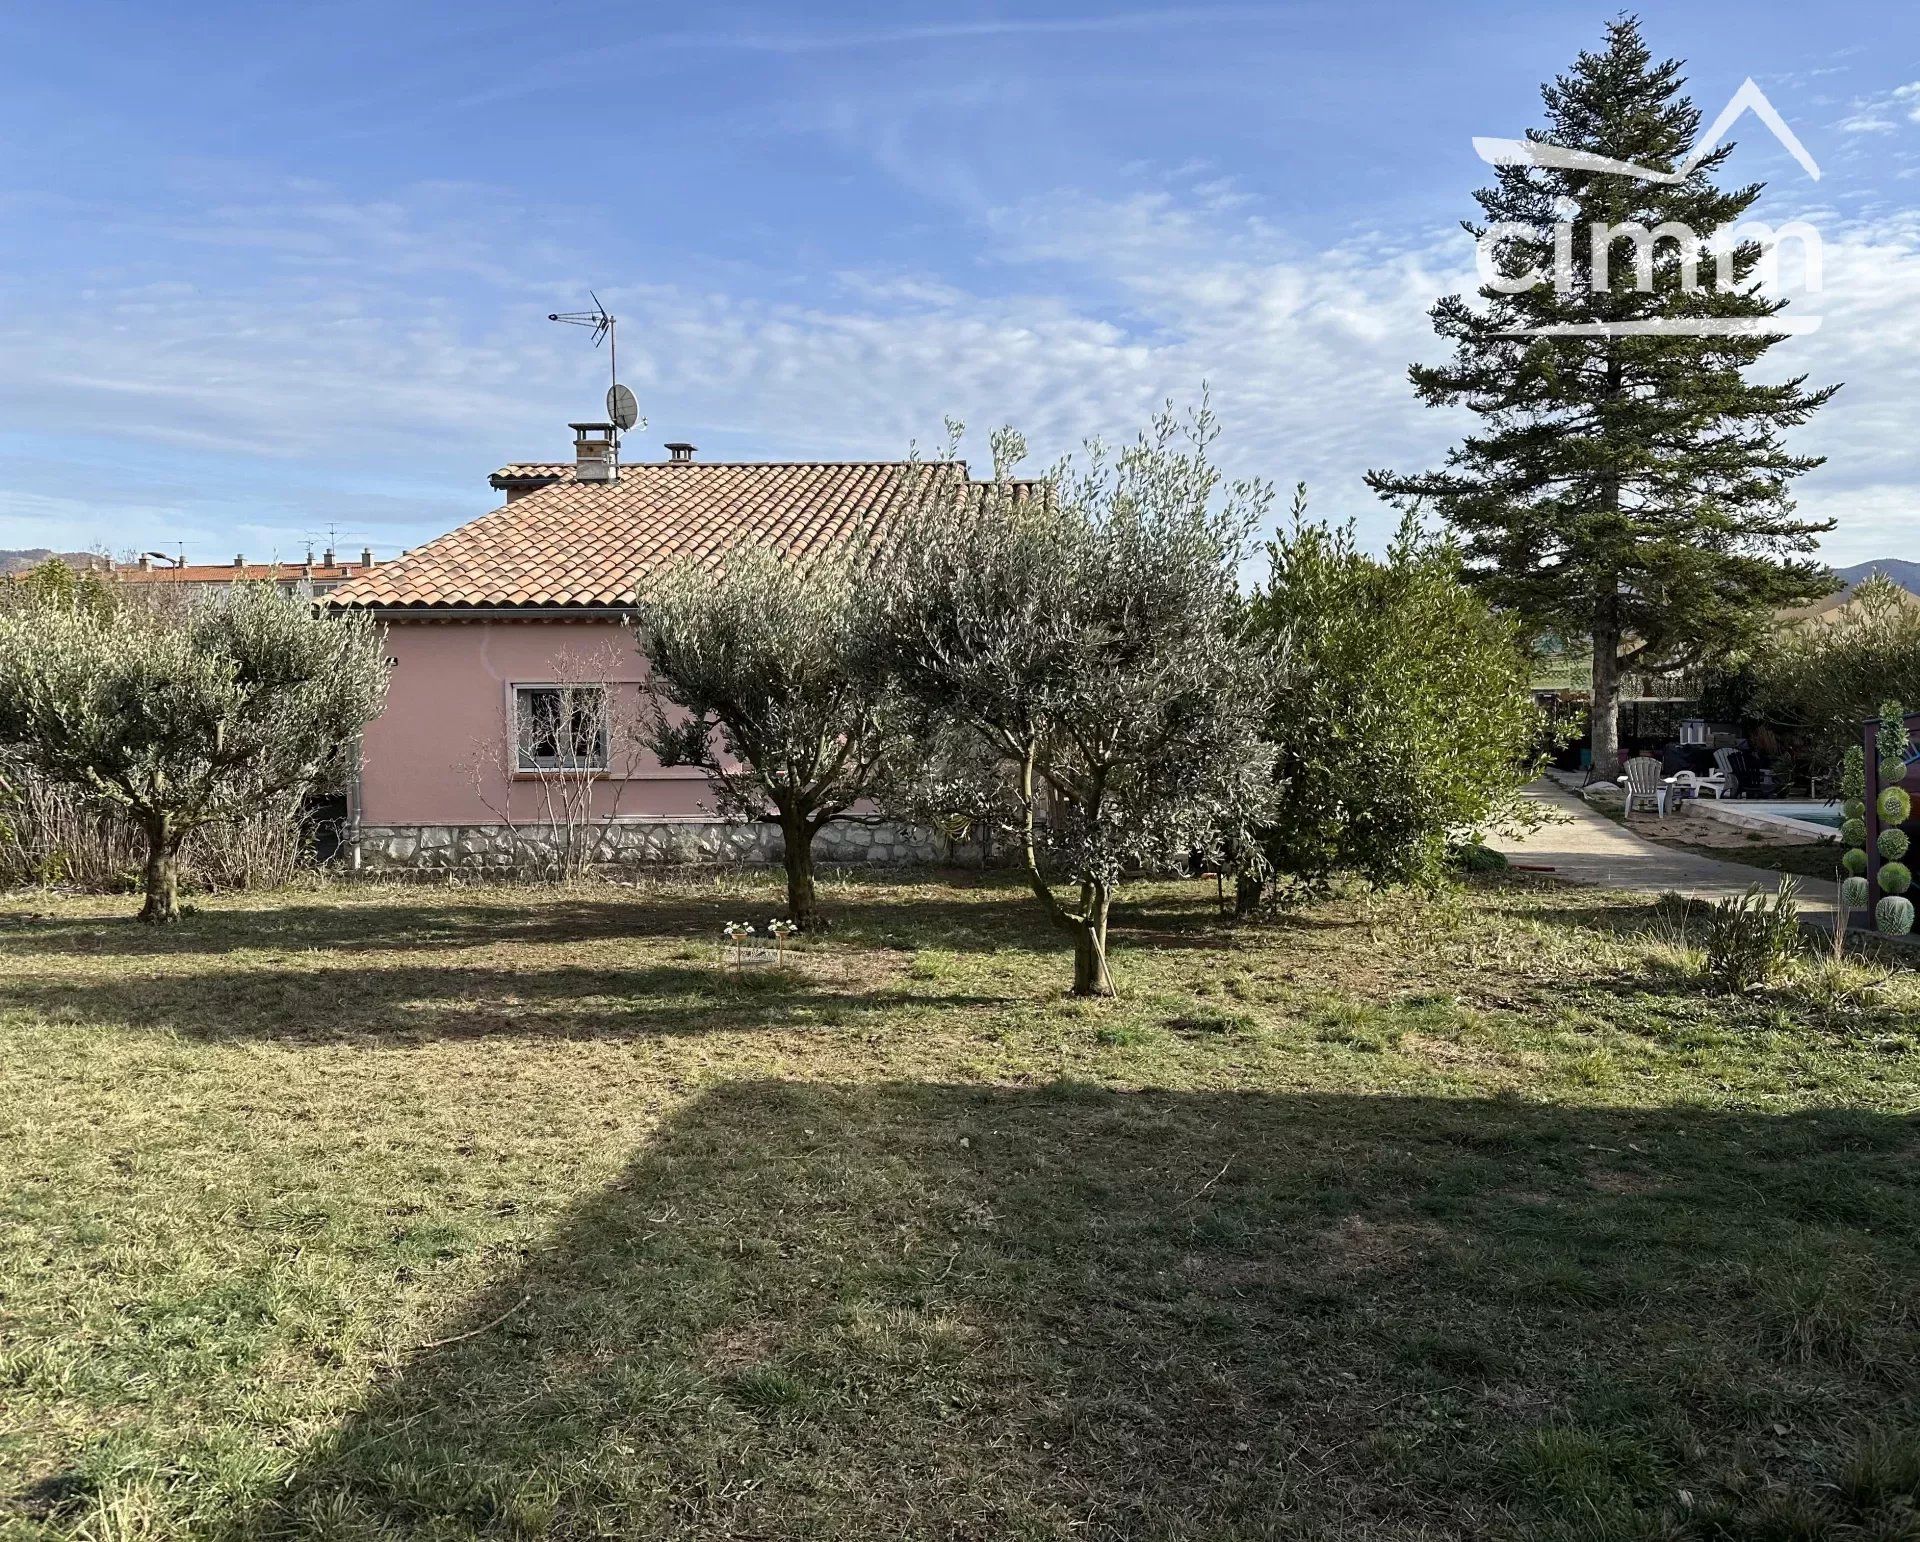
xmin=1834 ymin=558 xmax=1920 ymax=596
xmin=0 ymin=548 xmax=97 ymax=577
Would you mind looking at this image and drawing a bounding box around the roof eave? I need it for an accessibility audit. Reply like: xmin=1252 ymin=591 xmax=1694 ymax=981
xmin=325 ymin=601 xmax=638 ymax=620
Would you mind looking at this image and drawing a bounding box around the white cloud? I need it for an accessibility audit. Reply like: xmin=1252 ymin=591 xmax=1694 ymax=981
xmin=2 ymin=169 xmax=1916 ymax=574
xmin=1837 ymin=81 xmax=1920 ymax=133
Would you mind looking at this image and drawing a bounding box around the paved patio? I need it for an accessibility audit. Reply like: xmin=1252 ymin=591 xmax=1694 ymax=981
xmin=1486 ymin=779 xmax=1815 ymax=904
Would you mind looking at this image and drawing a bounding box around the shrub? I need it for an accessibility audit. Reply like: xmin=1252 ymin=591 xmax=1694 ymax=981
xmin=1450 ymin=840 xmax=1509 ymax=875
xmin=1878 ymin=786 xmax=1911 ymax=825
xmin=1878 ymin=860 xmax=1912 ymax=896
xmin=1704 ymin=880 xmax=1801 ymax=991
xmin=1841 ymin=876 xmax=1870 ymax=910
xmin=1752 ymin=580 xmax=1920 ymax=782
xmin=1238 ymin=492 xmax=1542 ymax=905
xmin=1879 ymin=827 xmax=1910 ymax=861
xmin=1845 ymin=798 xmax=1866 ymax=821
xmin=1842 ymin=818 xmax=1868 ymax=847
xmin=1876 ymin=895 xmax=1914 ymax=936
xmin=1842 ymin=847 xmax=1868 ymax=876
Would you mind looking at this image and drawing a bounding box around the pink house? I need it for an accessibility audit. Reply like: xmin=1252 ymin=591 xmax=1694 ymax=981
xmin=326 ymin=425 xmax=942 ymax=869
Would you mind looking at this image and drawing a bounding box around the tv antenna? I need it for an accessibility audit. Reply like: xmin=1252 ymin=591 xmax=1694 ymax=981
xmin=549 ymin=292 xmax=637 ymax=459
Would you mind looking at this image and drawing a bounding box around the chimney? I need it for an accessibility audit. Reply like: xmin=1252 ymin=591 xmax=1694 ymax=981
xmin=137 ymin=554 xmax=151 ymax=572
xmin=571 ymin=422 xmax=618 ymax=483
xmin=664 ymin=442 xmax=696 ymax=464
xmin=233 ymin=554 xmax=244 ymax=568
xmin=360 ymin=547 xmax=374 ymax=568
xmin=322 ymin=547 xmax=336 ymax=567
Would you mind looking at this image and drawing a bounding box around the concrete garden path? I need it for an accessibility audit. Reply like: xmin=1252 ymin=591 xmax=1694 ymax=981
xmin=1486 ymin=779 xmax=1809 ymax=903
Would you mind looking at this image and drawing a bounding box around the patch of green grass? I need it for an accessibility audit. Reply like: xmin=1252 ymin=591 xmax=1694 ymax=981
xmin=1 ymin=873 xmax=1918 ymax=1538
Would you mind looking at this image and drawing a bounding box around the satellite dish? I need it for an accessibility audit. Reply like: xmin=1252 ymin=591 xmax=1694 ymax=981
xmin=607 ymin=383 xmax=640 ymax=431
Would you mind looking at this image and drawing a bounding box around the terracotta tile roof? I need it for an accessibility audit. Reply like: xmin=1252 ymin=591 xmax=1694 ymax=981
xmin=330 ymin=460 xmax=973 ymax=611
xmin=489 ymin=463 xmax=572 ymax=491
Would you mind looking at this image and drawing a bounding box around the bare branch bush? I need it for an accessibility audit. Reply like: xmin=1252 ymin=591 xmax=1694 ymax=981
xmin=467 ymin=640 xmax=648 ymax=883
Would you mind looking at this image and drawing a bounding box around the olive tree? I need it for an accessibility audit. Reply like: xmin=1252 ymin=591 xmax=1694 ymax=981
xmin=0 ymin=583 xmax=387 ymax=922
xmin=635 ymin=544 xmax=905 ymax=931
xmin=1238 ymin=488 xmax=1543 ymax=909
xmin=872 ymin=405 xmax=1275 ymax=996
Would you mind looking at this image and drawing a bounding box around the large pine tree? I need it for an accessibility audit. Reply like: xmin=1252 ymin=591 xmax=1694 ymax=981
xmin=1367 ymin=17 xmax=1836 ymax=774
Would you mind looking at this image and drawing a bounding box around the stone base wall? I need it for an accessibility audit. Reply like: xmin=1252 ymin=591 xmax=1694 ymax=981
xmin=350 ymin=818 xmax=944 ymax=872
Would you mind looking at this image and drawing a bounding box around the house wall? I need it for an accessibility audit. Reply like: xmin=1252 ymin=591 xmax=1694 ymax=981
xmin=351 ymin=617 xmax=941 ymax=869
xmin=358 ymin=618 xmax=705 ymax=827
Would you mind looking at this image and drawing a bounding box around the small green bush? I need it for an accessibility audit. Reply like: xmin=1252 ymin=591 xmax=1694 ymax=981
xmin=1841 ymin=876 xmax=1870 ymax=909
xmin=1878 ymin=786 xmax=1911 ymax=825
xmin=1704 ymin=880 xmax=1801 ymax=991
xmin=1880 ymin=761 xmax=1907 ymax=788
xmin=1877 ymin=860 xmax=1912 ymax=896
xmin=1845 ymin=797 xmax=1867 ymax=821
xmin=1876 ymin=895 xmax=1914 ymax=936
xmin=1879 ymin=827 xmax=1910 ymax=861
xmin=1449 ymin=840 xmax=1509 ymax=875
xmin=1842 ymin=847 xmax=1868 ymax=875
xmin=1842 ymin=817 xmax=1868 ymax=847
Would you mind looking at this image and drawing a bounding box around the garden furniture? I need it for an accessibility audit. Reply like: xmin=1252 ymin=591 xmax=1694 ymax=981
xmin=1618 ymin=756 xmax=1670 ymax=817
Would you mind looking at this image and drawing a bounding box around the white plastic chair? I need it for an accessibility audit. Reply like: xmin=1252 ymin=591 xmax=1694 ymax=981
xmin=1618 ymin=756 xmax=1669 ymax=816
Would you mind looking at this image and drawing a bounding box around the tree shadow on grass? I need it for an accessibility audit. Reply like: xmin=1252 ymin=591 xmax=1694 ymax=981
xmin=216 ymin=1084 xmax=1920 ymax=1541
xmin=0 ymin=875 xmax=1245 ymax=966
xmin=0 ymin=960 xmax=1013 ymax=1044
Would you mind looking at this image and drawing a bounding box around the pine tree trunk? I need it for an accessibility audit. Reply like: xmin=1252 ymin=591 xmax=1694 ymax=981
xmin=139 ymin=816 xmax=182 ymax=924
xmin=1590 ymin=622 xmax=1622 ymax=778
xmin=1070 ymin=883 xmax=1115 ymax=998
xmin=780 ymin=807 xmax=821 ymax=932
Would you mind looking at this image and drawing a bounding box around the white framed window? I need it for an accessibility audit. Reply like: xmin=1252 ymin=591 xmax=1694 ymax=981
xmin=513 ymin=684 xmax=609 ymax=772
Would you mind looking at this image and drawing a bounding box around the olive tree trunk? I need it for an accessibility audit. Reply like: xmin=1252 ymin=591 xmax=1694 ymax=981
xmin=1070 ymin=885 xmax=1116 ymax=997
xmin=139 ymin=816 xmax=183 ymax=924
xmin=779 ymin=806 xmax=822 ymax=932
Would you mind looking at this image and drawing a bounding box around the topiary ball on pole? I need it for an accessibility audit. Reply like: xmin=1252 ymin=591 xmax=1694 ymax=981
xmin=1837 ymin=745 xmax=1871 ymax=933
xmin=1869 ymin=701 xmax=1915 ymax=937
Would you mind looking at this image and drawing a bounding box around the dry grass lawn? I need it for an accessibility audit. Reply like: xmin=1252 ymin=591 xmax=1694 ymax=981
xmin=1 ymin=870 xmax=1917 ymax=1540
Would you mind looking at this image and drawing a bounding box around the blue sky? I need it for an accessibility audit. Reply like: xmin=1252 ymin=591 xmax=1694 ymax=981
xmin=3 ymin=1 xmax=1918 ymax=566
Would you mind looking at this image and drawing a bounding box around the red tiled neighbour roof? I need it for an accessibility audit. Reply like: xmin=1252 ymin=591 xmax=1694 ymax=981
xmin=115 ymin=561 xmax=368 ymax=586
xmin=330 ymin=460 xmax=968 ymax=611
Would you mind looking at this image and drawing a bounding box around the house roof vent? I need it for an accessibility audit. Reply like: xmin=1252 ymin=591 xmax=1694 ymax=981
xmin=665 ymin=442 xmax=696 ymax=464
